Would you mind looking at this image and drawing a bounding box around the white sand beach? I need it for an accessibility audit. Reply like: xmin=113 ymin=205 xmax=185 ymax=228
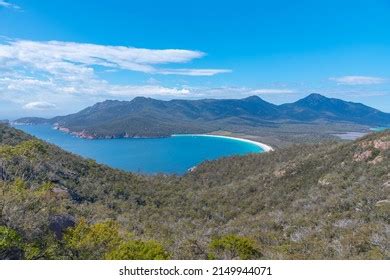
xmin=172 ymin=134 xmax=274 ymax=152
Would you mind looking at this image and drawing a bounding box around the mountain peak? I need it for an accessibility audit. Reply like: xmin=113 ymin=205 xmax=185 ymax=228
xmin=243 ymin=95 xmax=264 ymax=102
xmin=131 ymin=96 xmax=159 ymax=104
xmin=132 ymin=96 xmax=149 ymax=101
xmin=303 ymin=93 xmax=328 ymax=101
xmin=295 ymin=93 xmax=330 ymax=106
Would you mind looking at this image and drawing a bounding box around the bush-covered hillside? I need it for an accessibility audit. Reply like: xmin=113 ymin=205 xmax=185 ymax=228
xmin=0 ymin=124 xmax=389 ymax=259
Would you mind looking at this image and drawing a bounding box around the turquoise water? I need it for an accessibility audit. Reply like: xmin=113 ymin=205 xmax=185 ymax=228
xmin=370 ymin=127 xmax=389 ymax=132
xmin=14 ymin=124 xmax=263 ymax=174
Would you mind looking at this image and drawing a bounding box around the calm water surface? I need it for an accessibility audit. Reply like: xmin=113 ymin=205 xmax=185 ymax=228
xmin=15 ymin=124 xmax=263 ymax=174
xmin=370 ymin=127 xmax=389 ymax=132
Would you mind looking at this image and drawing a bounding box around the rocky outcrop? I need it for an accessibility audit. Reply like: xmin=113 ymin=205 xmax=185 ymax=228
xmin=54 ymin=124 xmax=96 ymax=139
xmin=48 ymin=214 xmax=75 ymax=239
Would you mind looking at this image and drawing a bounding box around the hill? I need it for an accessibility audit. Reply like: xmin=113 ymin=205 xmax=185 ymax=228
xmin=279 ymin=93 xmax=390 ymax=124
xmin=16 ymin=94 xmax=390 ymax=145
xmin=0 ymin=123 xmax=389 ymax=259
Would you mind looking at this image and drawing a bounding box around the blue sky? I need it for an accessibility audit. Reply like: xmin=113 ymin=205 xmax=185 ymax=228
xmin=0 ymin=0 xmax=389 ymax=118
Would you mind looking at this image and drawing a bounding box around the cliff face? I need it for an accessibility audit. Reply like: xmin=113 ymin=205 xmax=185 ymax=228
xmin=0 ymin=123 xmax=389 ymax=259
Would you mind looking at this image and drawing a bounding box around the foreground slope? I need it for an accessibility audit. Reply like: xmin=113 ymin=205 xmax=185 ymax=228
xmin=0 ymin=124 xmax=389 ymax=259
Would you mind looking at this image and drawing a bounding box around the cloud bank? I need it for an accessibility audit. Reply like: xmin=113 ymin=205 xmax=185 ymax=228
xmin=250 ymin=89 xmax=295 ymax=94
xmin=23 ymin=101 xmax=57 ymax=110
xmin=0 ymin=39 xmax=229 ymax=76
xmin=330 ymin=76 xmax=386 ymax=85
xmin=0 ymin=39 xmax=234 ymax=111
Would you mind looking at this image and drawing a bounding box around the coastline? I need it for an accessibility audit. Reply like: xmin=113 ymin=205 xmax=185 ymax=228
xmin=13 ymin=123 xmax=274 ymax=151
xmin=172 ymin=134 xmax=274 ymax=152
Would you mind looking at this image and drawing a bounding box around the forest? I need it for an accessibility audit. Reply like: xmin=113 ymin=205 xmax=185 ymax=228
xmin=0 ymin=123 xmax=389 ymax=259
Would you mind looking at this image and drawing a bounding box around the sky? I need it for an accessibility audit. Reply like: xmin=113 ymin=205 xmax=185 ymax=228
xmin=0 ymin=0 xmax=390 ymax=119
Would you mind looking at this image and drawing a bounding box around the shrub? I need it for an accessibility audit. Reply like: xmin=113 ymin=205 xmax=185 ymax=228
xmin=0 ymin=226 xmax=23 ymax=259
xmin=208 ymin=235 xmax=262 ymax=260
xmin=106 ymin=240 xmax=169 ymax=260
xmin=64 ymin=220 xmax=121 ymax=259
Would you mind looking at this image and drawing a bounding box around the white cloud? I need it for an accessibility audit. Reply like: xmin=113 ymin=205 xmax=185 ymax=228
xmin=23 ymin=101 xmax=56 ymax=110
xmin=0 ymin=38 xmax=301 ymax=114
xmin=159 ymin=68 xmax=232 ymax=76
xmin=0 ymin=39 xmax=232 ymax=112
xmin=180 ymin=86 xmax=296 ymax=98
xmin=0 ymin=74 xmax=295 ymax=105
xmin=0 ymin=1 xmax=19 ymax=9
xmin=0 ymin=39 xmax=230 ymax=76
xmin=94 ymin=84 xmax=191 ymax=97
xmin=330 ymin=76 xmax=386 ymax=85
xmin=250 ymin=88 xmax=295 ymax=94
xmin=0 ymin=76 xmax=191 ymax=99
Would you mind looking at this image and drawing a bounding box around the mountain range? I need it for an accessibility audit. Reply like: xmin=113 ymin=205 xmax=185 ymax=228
xmin=16 ymin=93 xmax=390 ymax=139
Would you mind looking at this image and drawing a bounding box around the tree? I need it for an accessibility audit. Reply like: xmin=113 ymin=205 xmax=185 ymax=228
xmin=208 ymin=235 xmax=262 ymax=260
xmin=106 ymin=240 xmax=169 ymax=260
xmin=0 ymin=226 xmax=23 ymax=259
xmin=64 ymin=220 xmax=121 ymax=259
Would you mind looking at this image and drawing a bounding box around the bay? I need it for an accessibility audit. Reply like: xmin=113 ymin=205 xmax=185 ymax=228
xmin=15 ymin=124 xmax=263 ymax=174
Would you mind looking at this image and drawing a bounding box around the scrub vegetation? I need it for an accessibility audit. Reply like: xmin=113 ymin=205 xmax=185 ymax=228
xmin=0 ymin=124 xmax=389 ymax=259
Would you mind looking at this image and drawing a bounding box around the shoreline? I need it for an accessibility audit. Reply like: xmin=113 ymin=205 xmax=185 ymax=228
xmin=172 ymin=134 xmax=274 ymax=152
xmin=13 ymin=123 xmax=274 ymax=151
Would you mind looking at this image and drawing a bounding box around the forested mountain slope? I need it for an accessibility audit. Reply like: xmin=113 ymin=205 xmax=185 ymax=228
xmin=16 ymin=94 xmax=390 ymax=140
xmin=0 ymin=124 xmax=389 ymax=259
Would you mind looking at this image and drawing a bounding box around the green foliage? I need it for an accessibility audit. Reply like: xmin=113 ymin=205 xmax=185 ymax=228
xmin=0 ymin=226 xmax=21 ymax=250
xmin=369 ymin=147 xmax=381 ymax=160
xmin=23 ymin=243 xmax=41 ymax=260
xmin=106 ymin=240 xmax=169 ymax=260
xmin=0 ymin=124 xmax=32 ymax=145
xmin=64 ymin=220 xmax=121 ymax=259
xmin=63 ymin=220 xmax=169 ymax=260
xmin=208 ymin=235 xmax=262 ymax=260
xmin=23 ymin=235 xmax=68 ymax=260
xmin=0 ymin=226 xmax=23 ymax=259
xmin=366 ymin=247 xmax=384 ymax=260
xmin=0 ymin=140 xmax=46 ymax=160
xmin=35 ymin=182 xmax=54 ymax=196
xmin=12 ymin=178 xmax=27 ymax=195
